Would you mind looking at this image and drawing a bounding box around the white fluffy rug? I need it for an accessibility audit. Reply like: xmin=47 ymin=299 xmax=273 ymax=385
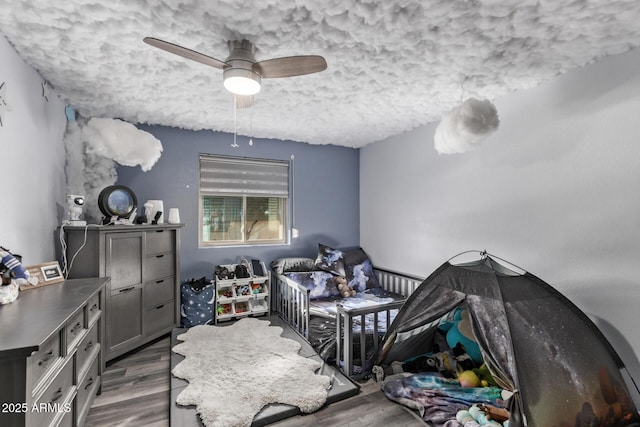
xmin=172 ymin=318 xmax=330 ymax=427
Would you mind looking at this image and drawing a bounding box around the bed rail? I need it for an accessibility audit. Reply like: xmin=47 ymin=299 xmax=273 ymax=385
xmin=375 ymin=267 xmax=424 ymax=296
xmin=272 ymin=273 xmax=311 ymax=339
xmin=336 ymin=299 xmax=406 ymax=379
xmin=272 ymin=267 xmax=424 ymax=379
xmin=336 ymin=268 xmax=424 ymax=379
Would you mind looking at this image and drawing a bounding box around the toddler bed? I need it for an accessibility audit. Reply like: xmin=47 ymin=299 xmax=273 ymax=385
xmin=271 ymin=244 xmax=423 ymax=379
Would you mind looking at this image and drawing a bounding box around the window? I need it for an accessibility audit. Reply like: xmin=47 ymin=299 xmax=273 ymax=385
xmin=199 ymin=154 xmax=289 ymax=246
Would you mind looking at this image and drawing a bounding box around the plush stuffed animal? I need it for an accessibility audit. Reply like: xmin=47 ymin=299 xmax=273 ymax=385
xmin=473 ymin=363 xmax=498 ymax=387
xmin=478 ymin=404 xmax=510 ymax=424
xmin=439 ymin=307 xmax=483 ymax=365
xmin=0 ymin=247 xmax=30 ymax=286
xmin=0 ymin=247 xmax=31 ymax=305
xmin=0 ymin=280 xmax=19 ymax=305
xmin=456 ymin=405 xmax=504 ymax=427
xmin=336 ymin=276 xmax=356 ymax=297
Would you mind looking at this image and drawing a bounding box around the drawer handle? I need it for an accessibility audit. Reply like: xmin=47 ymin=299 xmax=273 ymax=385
xmin=156 ymin=279 xmax=164 ymax=284
xmin=84 ymin=377 xmax=94 ymax=390
xmin=90 ymin=303 xmax=98 ymax=312
xmin=85 ymin=340 xmax=94 ymax=351
xmin=38 ymin=350 xmax=54 ymax=366
xmin=156 ymin=254 xmax=164 ymax=258
xmin=155 ymin=230 xmax=164 ymax=233
xmin=156 ymin=304 xmax=165 ymax=310
xmin=50 ymin=388 xmax=63 ymax=403
xmin=119 ymin=286 xmax=135 ymax=293
xmin=70 ymin=322 xmax=82 ymax=334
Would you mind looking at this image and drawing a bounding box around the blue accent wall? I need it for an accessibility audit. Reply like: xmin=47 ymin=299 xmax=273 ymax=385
xmin=116 ymin=125 xmax=360 ymax=281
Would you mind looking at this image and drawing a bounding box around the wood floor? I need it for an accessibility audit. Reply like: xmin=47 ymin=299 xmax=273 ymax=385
xmin=85 ymin=335 xmax=425 ymax=427
xmin=85 ymin=337 xmax=171 ymax=427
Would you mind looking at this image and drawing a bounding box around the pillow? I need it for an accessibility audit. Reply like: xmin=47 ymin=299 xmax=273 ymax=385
xmin=314 ymin=244 xmax=346 ymax=277
xmin=343 ymin=247 xmax=380 ymax=291
xmin=271 ymin=257 xmax=315 ymax=275
xmin=284 ymin=271 xmax=341 ymax=299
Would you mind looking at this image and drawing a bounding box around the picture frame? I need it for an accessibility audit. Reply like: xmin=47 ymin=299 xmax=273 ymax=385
xmin=41 ymin=263 xmax=63 ymax=281
xmin=21 ymin=261 xmax=65 ymax=290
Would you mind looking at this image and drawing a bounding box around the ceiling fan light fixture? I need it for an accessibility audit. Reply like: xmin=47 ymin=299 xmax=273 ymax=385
xmin=223 ymin=68 xmax=261 ymax=96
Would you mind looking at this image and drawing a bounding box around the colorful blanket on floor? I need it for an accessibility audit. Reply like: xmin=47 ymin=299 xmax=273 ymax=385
xmin=382 ymin=373 xmax=506 ymax=427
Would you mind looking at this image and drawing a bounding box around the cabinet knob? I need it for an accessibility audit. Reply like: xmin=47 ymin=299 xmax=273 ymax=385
xmin=70 ymin=322 xmax=82 ymax=334
xmin=38 ymin=350 xmax=54 ymax=366
xmin=84 ymin=377 xmax=94 ymax=390
xmin=50 ymin=388 xmax=63 ymax=403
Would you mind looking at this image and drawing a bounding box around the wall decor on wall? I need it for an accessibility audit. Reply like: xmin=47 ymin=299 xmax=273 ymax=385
xmin=42 ymin=80 xmax=49 ymax=102
xmin=0 ymin=81 xmax=11 ymax=127
xmin=434 ymin=98 xmax=500 ymax=154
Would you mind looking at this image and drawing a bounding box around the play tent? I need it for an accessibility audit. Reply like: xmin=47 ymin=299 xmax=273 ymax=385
xmin=376 ymin=254 xmax=640 ymax=427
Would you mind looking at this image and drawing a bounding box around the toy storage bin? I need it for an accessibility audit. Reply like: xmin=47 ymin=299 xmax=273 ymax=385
xmin=233 ymin=283 xmax=252 ymax=300
xmin=215 ymin=264 xmax=252 ymax=285
xmin=248 ymin=298 xmax=268 ymax=313
xmin=216 ymin=302 xmax=234 ymax=320
xmin=213 ymin=260 xmax=270 ymax=324
xmin=233 ymin=301 xmax=250 ymax=315
xmin=216 ymin=286 xmax=234 ymax=303
xmin=180 ymin=278 xmax=215 ymax=328
xmin=249 ymin=280 xmax=268 ymax=297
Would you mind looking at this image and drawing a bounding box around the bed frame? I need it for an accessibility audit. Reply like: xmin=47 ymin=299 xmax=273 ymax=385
xmin=272 ymin=267 xmax=424 ymax=379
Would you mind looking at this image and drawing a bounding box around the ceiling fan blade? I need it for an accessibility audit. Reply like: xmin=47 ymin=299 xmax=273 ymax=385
xmin=255 ymin=55 xmax=327 ymax=78
xmin=143 ymin=37 xmax=226 ymax=70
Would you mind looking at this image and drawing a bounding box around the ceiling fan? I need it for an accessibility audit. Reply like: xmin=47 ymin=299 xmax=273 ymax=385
xmin=143 ymin=37 xmax=327 ymax=106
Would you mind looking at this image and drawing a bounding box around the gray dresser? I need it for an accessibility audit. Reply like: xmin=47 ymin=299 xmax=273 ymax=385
xmin=64 ymin=224 xmax=182 ymax=361
xmin=0 ymin=277 xmax=107 ymax=427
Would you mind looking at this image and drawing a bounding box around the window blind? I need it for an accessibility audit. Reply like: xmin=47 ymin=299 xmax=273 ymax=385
xmin=199 ymin=154 xmax=289 ymax=198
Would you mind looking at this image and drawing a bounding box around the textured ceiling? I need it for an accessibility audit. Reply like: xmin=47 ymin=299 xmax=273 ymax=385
xmin=1 ymin=0 xmax=639 ymax=148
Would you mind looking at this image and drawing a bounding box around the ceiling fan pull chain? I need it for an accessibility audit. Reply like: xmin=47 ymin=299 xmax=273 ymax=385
xmin=232 ymin=95 xmax=239 ymax=148
xmin=249 ymin=110 xmax=253 ymax=146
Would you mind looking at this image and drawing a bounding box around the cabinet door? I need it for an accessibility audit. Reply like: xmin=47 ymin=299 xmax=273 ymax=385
xmin=105 ymin=232 xmax=144 ymax=291
xmin=105 ymin=232 xmax=144 ymax=359
xmin=107 ymin=285 xmax=143 ymax=358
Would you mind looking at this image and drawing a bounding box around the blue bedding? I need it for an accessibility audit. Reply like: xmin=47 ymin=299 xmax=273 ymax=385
xmin=282 ymin=272 xmax=404 ymax=332
xmin=281 ymin=271 xmax=405 ymax=373
xmin=309 ymin=287 xmax=402 ymax=317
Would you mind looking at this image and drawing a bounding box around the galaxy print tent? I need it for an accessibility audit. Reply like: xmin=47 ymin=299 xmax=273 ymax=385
xmin=376 ymin=254 xmax=640 ymax=427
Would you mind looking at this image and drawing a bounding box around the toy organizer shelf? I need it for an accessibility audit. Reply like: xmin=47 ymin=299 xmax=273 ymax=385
xmin=214 ymin=263 xmax=269 ymax=324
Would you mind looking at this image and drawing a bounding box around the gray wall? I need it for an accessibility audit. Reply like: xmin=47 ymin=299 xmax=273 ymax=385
xmin=0 ymin=35 xmax=67 ymax=263
xmin=116 ymin=125 xmax=360 ymax=280
xmin=360 ymin=47 xmax=640 ymax=381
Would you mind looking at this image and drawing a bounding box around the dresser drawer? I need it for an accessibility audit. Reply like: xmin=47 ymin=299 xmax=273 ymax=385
xmin=76 ymin=321 xmax=99 ymax=378
xmin=87 ymin=292 xmax=101 ymax=325
xmin=146 ymin=229 xmax=175 ymax=255
xmin=65 ymin=309 xmax=86 ymax=352
xmin=145 ymin=276 xmax=175 ymax=308
xmin=30 ymin=357 xmax=74 ymax=427
xmin=57 ymin=408 xmax=74 ymax=427
xmin=27 ymin=331 xmax=62 ymax=392
xmin=144 ymin=301 xmax=175 ymax=337
xmin=144 ymin=253 xmax=175 ymax=281
xmin=76 ymin=355 xmax=100 ymax=426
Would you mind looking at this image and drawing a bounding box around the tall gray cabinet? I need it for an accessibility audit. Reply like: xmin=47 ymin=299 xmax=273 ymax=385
xmin=64 ymin=224 xmax=182 ymax=361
